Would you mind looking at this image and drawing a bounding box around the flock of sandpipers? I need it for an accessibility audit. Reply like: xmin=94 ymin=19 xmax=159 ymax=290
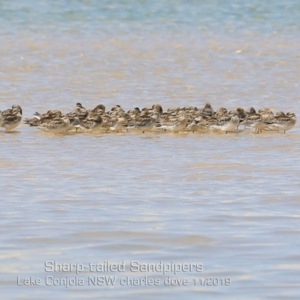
xmin=0 ymin=103 xmax=297 ymax=134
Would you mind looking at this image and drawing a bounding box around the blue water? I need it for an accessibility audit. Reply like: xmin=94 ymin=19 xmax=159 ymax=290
xmin=1 ymin=0 xmax=300 ymax=36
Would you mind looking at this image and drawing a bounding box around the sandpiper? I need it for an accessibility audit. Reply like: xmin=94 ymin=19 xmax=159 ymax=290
xmin=267 ymin=112 xmax=296 ymax=133
xmin=128 ymin=110 xmax=158 ymax=133
xmin=159 ymin=110 xmax=188 ymax=133
xmin=1 ymin=105 xmax=22 ymax=131
xmin=76 ymin=113 xmax=103 ymax=132
xmin=24 ymin=110 xmax=62 ymax=126
xmin=210 ymin=115 xmax=240 ymax=133
xmin=37 ymin=115 xmax=71 ymax=134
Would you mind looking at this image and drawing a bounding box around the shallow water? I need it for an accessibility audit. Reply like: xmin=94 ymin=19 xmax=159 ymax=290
xmin=1 ymin=1 xmax=300 ymax=299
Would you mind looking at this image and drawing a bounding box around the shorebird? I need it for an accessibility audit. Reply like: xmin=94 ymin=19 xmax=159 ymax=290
xmin=127 ymin=110 xmax=158 ymax=133
xmin=186 ymin=118 xmax=206 ymax=133
xmin=91 ymin=104 xmax=106 ymax=115
xmin=1 ymin=105 xmax=23 ymax=131
xmin=73 ymin=103 xmax=88 ymax=120
xmin=109 ymin=115 xmax=127 ymax=133
xmin=159 ymin=110 xmax=188 ymax=133
xmin=200 ymin=102 xmax=214 ymax=117
xmin=240 ymin=109 xmax=270 ymax=134
xmin=37 ymin=115 xmax=71 ymax=134
xmin=151 ymin=104 xmax=163 ymax=115
xmin=75 ymin=113 xmax=103 ymax=132
xmin=267 ymin=112 xmax=296 ymax=133
xmin=209 ymin=115 xmax=240 ymax=133
xmin=24 ymin=110 xmax=62 ymax=126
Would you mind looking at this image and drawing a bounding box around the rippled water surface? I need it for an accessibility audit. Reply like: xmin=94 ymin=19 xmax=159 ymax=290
xmin=1 ymin=1 xmax=300 ymax=299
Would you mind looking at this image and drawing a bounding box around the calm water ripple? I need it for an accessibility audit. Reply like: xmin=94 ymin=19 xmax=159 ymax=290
xmin=1 ymin=0 xmax=300 ymax=299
